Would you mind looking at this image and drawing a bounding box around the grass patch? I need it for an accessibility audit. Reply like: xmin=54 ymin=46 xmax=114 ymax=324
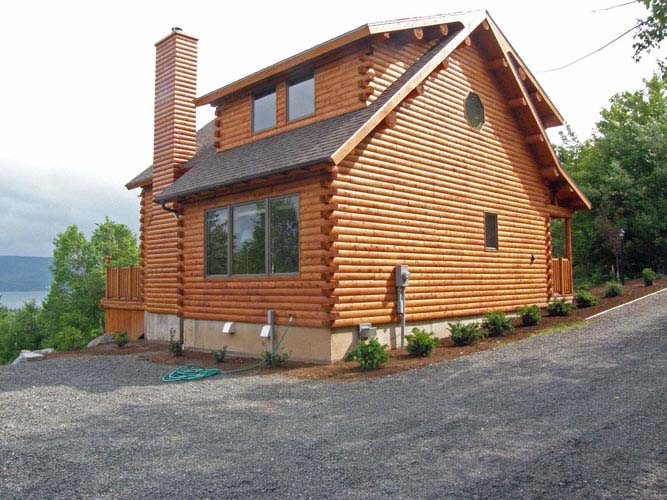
xmin=529 ymin=321 xmax=587 ymax=337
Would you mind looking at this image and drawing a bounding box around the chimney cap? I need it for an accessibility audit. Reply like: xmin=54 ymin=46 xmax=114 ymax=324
xmin=155 ymin=28 xmax=198 ymax=46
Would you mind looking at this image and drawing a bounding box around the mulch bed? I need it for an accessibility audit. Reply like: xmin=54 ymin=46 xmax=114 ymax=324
xmin=46 ymin=277 xmax=665 ymax=382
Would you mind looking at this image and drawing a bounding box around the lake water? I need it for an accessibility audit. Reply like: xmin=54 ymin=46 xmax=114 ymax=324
xmin=0 ymin=290 xmax=49 ymax=309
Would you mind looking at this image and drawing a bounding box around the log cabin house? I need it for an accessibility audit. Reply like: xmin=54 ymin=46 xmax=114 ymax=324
xmin=102 ymin=11 xmax=590 ymax=363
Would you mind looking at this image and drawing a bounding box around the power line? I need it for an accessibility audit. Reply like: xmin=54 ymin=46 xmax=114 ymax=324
xmin=592 ymin=1 xmax=639 ymax=13
xmin=539 ymin=23 xmax=642 ymax=73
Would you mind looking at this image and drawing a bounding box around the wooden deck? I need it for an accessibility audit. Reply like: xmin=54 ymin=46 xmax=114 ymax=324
xmin=100 ymin=266 xmax=144 ymax=339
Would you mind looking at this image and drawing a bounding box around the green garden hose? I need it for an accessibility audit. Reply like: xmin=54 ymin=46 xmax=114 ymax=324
xmin=161 ymin=315 xmax=294 ymax=383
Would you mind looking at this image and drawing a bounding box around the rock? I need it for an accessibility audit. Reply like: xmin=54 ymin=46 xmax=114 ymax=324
xmin=35 ymin=348 xmax=55 ymax=355
xmin=87 ymin=334 xmax=114 ymax=349
xmin=11 ymin=351 xmax=45 ymax=365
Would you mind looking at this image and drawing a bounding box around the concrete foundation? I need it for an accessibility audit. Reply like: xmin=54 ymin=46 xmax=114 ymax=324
xmin=144 ymin=312 xmax=180 ymax=342
xmin=143 ymin=311 xmax=491 ymax=364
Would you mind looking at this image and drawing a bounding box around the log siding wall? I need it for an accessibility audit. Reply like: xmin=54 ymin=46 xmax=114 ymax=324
xmin=330 ymin=41 xmax=552 ymax=328
xmin=180 ymin=173 xmax=331 ymax=328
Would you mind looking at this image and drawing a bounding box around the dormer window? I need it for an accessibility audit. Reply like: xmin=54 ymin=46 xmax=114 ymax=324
xmin=252 ymin=88 xmax=276 ymax=133
xmin=287 ymin=72 xmax=315 ymax=122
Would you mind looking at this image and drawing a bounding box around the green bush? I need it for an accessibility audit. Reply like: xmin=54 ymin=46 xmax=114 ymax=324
xmin=604 ymin=281 xmax=624 ymax=297
xmin=574 ymin=290 xmax=598 ymax=308
xmin=113 ymin=331 xmax=129 ymax=348
xmin=577 ymin=282 xmax=592 ymax=292
xmin=344 ymin=338 xmax=388 ymax=370
xmin=213 ymin=347 xmax=227 ymax=363
xmin=53 ymin=326 xmax=86 ymax=351
xmin=547 ymin=298 xmax=576 ymax=317
xmin=406 ymin=328 xmax=439 ymax=357
xmin=517 ymin=305 xmax=541 ymax=326
xmin=262 ymin=350 xmax=288 ymax=368
xmin=642 ymin=268 xmax=657 ymax=286
xmin=482 ymin=312 xmax=514 ymax=337
xmin=449 ymin=321 xmax=484 ymax=346
xmin=168 ymin=328 xmax=183 ymax=356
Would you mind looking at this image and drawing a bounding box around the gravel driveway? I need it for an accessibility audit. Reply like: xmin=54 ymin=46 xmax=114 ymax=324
xmin=2 ymin=291 xmax=666 ymax=500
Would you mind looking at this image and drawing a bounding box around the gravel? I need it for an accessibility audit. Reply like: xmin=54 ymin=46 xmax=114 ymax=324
xmin=2 ymin=291 xmax=667 ymax=500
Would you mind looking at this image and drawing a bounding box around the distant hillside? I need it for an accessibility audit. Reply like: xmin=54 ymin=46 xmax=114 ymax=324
xmin=0 ymin=256 xmax=53 ymax=291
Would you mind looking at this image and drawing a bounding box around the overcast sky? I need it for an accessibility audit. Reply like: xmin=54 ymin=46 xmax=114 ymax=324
xmin=0 ymin=0 xmax=663 ymax=257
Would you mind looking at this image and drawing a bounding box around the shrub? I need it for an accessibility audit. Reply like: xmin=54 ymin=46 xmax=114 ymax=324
xmin=577 ymin=282 xmax=592 ymax=292
xmin=642 ymin=268 xmax=657 ymax=286
xmin=574 ymin=290 xmax=598 ymax=308
xmin=449 ymin=321 xmax=484 ymax=346
xmin=53 ymin=326 xmax=86 ymax=351
xmin=547 ymin=299 xmax=576 ymax=317
xmin=517 ymin=305 xmax=541 ymax=326
xmin=406 ymin=328 xmax=439 ymax=357
xmin=213 ymin=347 xmax=227 ymax=363
xmin=262 ymin=350 xmax=289 ymax=368
xmin=168 ymin=328 xmax=183 ymax=357
xmin=482 ymin=312 xmax=514 ymax=337
xmin=604 ymin=281 xmax=624 ymax=298
xmin=344 ymin=338 xmax=388 ymax=370
xmin=113 ymin=331 xmax=129 ymax=348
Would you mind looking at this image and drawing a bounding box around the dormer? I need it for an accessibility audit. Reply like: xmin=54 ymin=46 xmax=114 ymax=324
xmin=195 ymin=14 xmax=564 ymax=153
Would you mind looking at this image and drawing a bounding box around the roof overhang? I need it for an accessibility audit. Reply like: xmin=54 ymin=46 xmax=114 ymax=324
xmin=194 ymin=12 xmax=483 ymax=107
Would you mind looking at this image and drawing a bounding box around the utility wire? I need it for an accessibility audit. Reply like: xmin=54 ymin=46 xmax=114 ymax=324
xmin=539 ymin=23 xmax=642 ymax=73
xmin=592 ymin=1 xmax=639 ymax=13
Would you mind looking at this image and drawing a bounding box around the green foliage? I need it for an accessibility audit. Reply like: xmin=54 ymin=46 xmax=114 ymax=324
xmin=449 ymin=321 xmax=484 ymax=346
xmin=406 ymin=328 xmax=439 ymax=357
xmin=52 ymin=326 xmax=86 ymax=351
xmin=213 ymin=347 xmax=227 ymax=363
xmin=42 ymin=220 xmax=139 ymax=349
xmin=113 ymin=331 xmax=129 ymax=348
xmin=0 ymin=301 xmax=48 ymax=363
xmin=344 ymin=338 xmax=388 ymax=370
xmin=482 ymin=312 xmax=514 ymax=337
xmin=547 ymin=299 xmax=576 ymax=317
xmin=556 ymin=74 xmax=667 ymax=283
xmin=169 ymin=329 xmax=183 ymax=357
xmin=574 ymin=291 xmax=598 ymax=308
xmin=262 ymin=349 xmax=288 ymax=367
xmin=642 ymin=267 xmax=657 ymax=286
xmin=604 ymin=282 xmax=624 ymax=298
xmin=633 ymin=0 xmax=667 ymax=62
xmin=517 ymin=305 xmax=541 ymax=326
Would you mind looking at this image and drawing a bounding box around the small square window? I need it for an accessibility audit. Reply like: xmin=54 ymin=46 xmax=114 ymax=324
xmin=485 ymin=213 xmax=498 ymax=250
xmin=287 ymin=72 xmax=314 ymax=122
xmin=252 ymin=88 xmax=276 ymax=133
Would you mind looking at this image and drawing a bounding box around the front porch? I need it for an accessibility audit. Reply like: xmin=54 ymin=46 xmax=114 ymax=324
xmin=549 ymin=212 xmax=574 ymax=297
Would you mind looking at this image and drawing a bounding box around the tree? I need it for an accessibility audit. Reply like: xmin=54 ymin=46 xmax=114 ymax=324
xmin=42 ymin=219 xmax=139 ymax=349
xmin=634 ymin=0 xmax=667 ymax=62
xmin=557 ymin=73 xmax=667 ymax=281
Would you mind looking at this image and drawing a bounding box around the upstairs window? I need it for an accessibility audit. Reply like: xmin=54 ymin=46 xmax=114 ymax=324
xmin=485 ymin=212 xmax=498 ymax=250
xmin=252 ymin=88 xmax=276 ymax=133
xmin=287 ymin=72 xmax=315 ymax=122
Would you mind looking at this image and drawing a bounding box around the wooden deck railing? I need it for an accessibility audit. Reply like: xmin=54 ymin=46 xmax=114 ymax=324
xmin=552 ymin=258 xmax=573 ymax=295
xmin=105 ymin=266 xmax=141 ymax=301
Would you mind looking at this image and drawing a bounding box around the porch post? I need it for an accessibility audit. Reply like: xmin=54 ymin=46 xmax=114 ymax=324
xmin=564 ymin=217 xmax=572 ymax=262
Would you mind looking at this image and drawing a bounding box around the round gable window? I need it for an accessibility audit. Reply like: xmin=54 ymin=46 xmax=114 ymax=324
xmin=465 ymin=92 xmax=485 ymax=130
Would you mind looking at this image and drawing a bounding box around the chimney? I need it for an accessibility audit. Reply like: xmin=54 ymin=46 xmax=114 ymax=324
xmin=153 ymin=27 xmax=198 ymax=195
xmin=144 ymin=28 xmax=197 ymax=322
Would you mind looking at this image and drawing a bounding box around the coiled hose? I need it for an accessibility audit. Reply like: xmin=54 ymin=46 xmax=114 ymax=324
xmin=162 ymin=315 xmax=294 ymax=383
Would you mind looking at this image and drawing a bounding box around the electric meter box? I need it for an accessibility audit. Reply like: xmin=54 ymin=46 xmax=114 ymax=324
xmin=395 ymin=265 xmax=410 ymax=287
